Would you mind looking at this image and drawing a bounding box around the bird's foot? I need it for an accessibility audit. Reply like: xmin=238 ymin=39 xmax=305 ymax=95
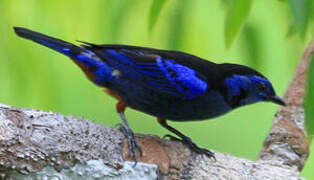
xmin=163 ymin=134 xmax=181 ymax=141
xmin=116 ymin=124 xmax=142 ymax=166
xmin=164 ymin=134 xmax=215 ymax=160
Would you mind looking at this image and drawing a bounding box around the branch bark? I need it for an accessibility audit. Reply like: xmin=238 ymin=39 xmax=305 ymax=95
xmin=0 ymin=42 xmax=312 ymax=179
xmin=258 ymin=42 xmax=313 ymax=171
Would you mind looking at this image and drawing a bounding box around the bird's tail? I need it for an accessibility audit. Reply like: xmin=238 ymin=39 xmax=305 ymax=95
xmin=14 ymin=27 xmax=114 ymax=85
xmin=14 ymin=27 xmax=85 ymax=59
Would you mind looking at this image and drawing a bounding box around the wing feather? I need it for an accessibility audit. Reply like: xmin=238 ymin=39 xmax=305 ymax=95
xmin=85 ymin=46 xmax=208 ymax=99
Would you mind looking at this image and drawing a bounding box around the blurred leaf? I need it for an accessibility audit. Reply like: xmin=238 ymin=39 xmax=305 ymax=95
xmin=305 ymin=49 xmax=314 ymax=136
xmin=224 ymin=0 xmax=253 ymax=49
xmin=220 ymin=0 xmax=231 ymax=6
xmin=166 ymin=1 xmax=189 ymax=50
xmin=286 ymin=24 xmax=297 ymax=37
xmin=104 ymin=0 xmax=131 ymax=42
xmin=288 ymin=0 xmax=312 ymax=38
xmin=148 ymin=0 xmax=167 ymax=32
xmin=242 ymin=24 xmax=260 ymax=69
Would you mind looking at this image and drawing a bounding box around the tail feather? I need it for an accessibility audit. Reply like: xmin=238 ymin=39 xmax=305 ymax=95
xmin=14 ymin=27 xmax=114 ymax=86
xmin=14 ymin=27 xmax=84 ymax=58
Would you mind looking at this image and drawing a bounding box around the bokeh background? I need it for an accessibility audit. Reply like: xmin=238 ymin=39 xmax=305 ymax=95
xmin=0 ymin=0 xmax=313 ymax=178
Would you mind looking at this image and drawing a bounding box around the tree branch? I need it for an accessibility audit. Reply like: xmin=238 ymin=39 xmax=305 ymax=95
xmin=258 ymin=42 xmax=313 ymax=170
xmin=0 ymin=42 xmax=312 ymax=179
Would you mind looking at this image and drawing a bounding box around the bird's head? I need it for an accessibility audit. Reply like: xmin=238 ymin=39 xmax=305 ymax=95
xmin=220 ymin=64 xmax=285 ymax=108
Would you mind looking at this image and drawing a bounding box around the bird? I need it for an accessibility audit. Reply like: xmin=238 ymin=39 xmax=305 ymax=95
xmin=14 ymin=27 xmax=285 ymax=162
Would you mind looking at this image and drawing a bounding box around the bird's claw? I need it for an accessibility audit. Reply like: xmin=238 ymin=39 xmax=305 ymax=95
xmin=115 ymin=123 xmax=124 ymax=129
xmin=117 ymin=124 xmax=142 ymax=166
xmin=196 ymin=147 xmax=216 ymax=160
xmin=165 ymin=134 xmax=216 ymax=160
xmin=163 ymin=134 xmax=181 ymax=141
xmin=182 ymin=136 xmax=216 ymax=160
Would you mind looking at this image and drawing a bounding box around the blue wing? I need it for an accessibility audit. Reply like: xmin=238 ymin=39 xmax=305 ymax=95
xmin=97 ymin=49 xmax=208 ymax=99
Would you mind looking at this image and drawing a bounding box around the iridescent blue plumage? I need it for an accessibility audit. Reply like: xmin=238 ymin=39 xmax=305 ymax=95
xmin=225 ymin=74 xmax=279 ymax=107
xmin=102 ymin=49 xmax=208 ymax=99
xmin=14 ymin=27 xmax=286 ymax=162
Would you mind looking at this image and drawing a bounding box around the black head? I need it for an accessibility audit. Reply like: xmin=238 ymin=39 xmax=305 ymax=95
xmin=219 ymin=63 xmax=285 ymax=108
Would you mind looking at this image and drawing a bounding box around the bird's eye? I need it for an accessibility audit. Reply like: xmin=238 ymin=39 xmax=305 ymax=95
xmin=257 ymin=83 xmax=267 ymax=91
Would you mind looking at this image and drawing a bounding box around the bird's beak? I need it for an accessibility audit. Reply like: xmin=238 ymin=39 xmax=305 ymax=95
xmin=268 ymin=95 xmax=286 ymax=106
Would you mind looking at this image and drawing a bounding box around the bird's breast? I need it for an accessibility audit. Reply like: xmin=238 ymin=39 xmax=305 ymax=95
xmin=157 ymin=91 xmax=232 ymax=121
xmin=110 ymin=79 xmax=231 ymax=121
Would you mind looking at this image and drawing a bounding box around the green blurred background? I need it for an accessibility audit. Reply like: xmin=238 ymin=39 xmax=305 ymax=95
xmin=0 ymin=0 xmax=313 ymax=178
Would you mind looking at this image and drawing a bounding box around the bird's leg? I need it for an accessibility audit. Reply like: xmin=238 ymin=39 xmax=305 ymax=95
xmin=158 ymin=118 xmax=215 ymax=159
xmin=116 ymin=101 xmax=142 ymax=165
